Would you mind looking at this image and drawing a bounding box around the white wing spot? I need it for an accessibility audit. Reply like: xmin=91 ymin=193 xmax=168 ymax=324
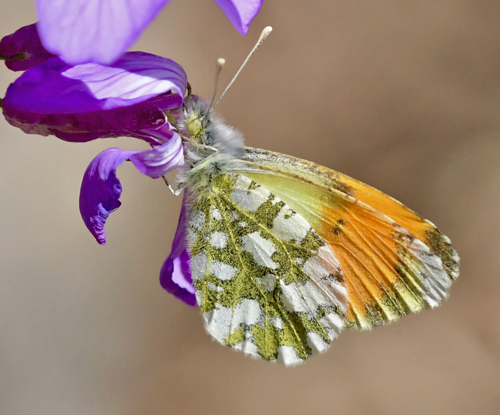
xmin=407 ymin=235 xmax=452 ymax=306
xmin=242 ymin=232 xmax=278 ymax=269
xmin=231 ymin=190 xmax=265 ymax=212
xmin=190 ymin=210 xmax=205 ymax=231
xmin=207 ymin=282 xmax=224 ymax=292
xmin=256 ymin=274 xmax=277 ymax=292
xmin=209 ymin=261 xmax=238 ymax=281
xmin=205 ymin=304 xmax=232 ymax=344
xmin=212 ymin=208 xmax=222 ymax=220
xmin=280 ymin=280 xmax=340 ymax=314
xmin=303 ymin=245 xmax=341 ymax=278
xmin=302 ymin=245 xmax=347 ymax=312
xmin=233 ymin=340 xmax=259 ymax=357
xmin=272 ymin=206 xmax=309 ymax=242
xmin=231 ymin=175 xmax=271 ymax=212
xmin=210 ymin=231 xmax=228 ymax=249
xmin=190 ymin=252 xmax=208 ymax=281
xmin=269 ymin=316 xmax=284 ymax=329
xmin=277 ymin=346 xmax=303 ymax=366
xmin=319 ymin=313 xmax=343 ymax=340
xmin=233 ymin=299 xmax=264 ymax=326
xmin=186 ymin=228 xmax=198 ymax=245
xmin=306 ymin=332 xmax=330 ymax=353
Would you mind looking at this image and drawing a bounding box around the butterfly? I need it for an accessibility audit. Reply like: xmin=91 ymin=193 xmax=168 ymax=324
xmin=171 ymin=93 xmax=459 ymax=366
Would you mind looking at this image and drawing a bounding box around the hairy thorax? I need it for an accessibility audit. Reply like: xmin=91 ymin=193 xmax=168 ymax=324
xmin=173 ymin=95 xmax=245 ymax=195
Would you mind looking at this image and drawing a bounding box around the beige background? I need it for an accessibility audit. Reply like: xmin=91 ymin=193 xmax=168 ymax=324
xmin=1 ymin=1 xmax=500 ymax=414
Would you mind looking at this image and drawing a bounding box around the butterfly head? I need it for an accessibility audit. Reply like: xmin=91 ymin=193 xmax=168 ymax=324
xmin=174 ymin=94 xmax=244 ymax=159
xmin=180 ymin=95 xmax=212 ymax=146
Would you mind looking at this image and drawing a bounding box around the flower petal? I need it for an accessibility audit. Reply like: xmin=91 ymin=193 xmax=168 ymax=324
xmin=2 ymin=52 xmax=187 ymax=143
xmin=79 ymin=139 xmax=184 ymax=244
xmin=2 ymin=93 xmax=175 ymax=143
xmin=212 ymin=0 xmax=263 ymax=35
xmin=80 ymin=148 xmax=131 ymax=245
xmin=160 ymin=196 xmax=196 ymax=306
xmin=128 ymin=132 xmax=184 ymax=178
xmin=36 ymin=0 xmax=171 ymax=65
xmin=0 ymin=24 xmax=54 ymax=71
xmin=3 ymin=52 xmax=186 ymax=113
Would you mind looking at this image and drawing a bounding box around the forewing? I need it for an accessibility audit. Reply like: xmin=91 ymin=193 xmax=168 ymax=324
xmin=186 ymin=173 xmax=347 ymax=365
xmin=229 ymin=148 xmax=459 ymax=330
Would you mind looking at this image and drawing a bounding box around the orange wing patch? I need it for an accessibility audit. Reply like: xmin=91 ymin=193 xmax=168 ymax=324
xmin=316 ymin=192 xmax=451 ymax=328
xmin=321 ymin=168 xmax=459 ymax=282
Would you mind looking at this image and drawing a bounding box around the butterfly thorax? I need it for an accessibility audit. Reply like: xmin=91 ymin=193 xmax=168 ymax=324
xmin=174 ymin=95 xmax=244 ymax=194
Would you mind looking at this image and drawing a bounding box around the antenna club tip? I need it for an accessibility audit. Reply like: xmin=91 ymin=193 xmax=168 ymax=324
xmin=260 ymin=26 xmax=272 ymax=41
xmin=217 ymin=58 xmax=226 ymax=67
xmin=214 ymin=25 xmax=272 ymax=108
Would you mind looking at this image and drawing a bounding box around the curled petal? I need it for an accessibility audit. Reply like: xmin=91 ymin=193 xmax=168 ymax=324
xmin=0 ymin=23 xmax=54 ymax=71
xmin=80 ymin=148 xmax=130 ymax=245
xmin=160 ymin=195 xmax=196 ymax=306
xmin=213 ymin=0 xmax=264 ymax=35
xmin=79 ymin=138 xmax=184 ymax=244
xmin=128 ymin=132 xmax=184 ymax=178
xmin=37 ymin=0 xmax=171 ymax=65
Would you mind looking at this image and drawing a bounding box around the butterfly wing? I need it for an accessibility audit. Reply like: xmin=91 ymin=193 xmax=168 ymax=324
xmin=227 ymin=147 xmax=459 ymax=330
xmin=186 ymin=173 xmax=347 ymax=365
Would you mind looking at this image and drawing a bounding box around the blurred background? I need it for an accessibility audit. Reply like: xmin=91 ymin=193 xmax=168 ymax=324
xmin=1 ymin=1 xmax=500 ymax=414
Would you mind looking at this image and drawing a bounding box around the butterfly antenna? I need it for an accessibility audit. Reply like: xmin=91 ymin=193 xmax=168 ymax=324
xmin=209 ymin=58 xmax=226 ymax=108
xmin=213 ymin=26 xmax=273 ymax=109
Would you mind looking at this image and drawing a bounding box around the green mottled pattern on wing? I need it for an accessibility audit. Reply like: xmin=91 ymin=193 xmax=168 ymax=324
xmin=187 ymin=173 xmax=346 ymax=365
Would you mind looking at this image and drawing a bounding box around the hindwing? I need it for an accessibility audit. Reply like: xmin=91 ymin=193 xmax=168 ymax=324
xmin=186 ymin=173 xmax=347 ymax=365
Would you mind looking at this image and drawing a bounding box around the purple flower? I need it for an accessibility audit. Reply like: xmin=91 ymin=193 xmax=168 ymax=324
xmin=36 ymin=0 xmax=264 ymax=65
xmin=2 ymin=48 xmax=197 ymax=305
xmin=2 ymin=51 xmax=187 ymax=247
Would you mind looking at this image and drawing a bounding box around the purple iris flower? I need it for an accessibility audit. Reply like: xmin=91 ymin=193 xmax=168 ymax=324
xmin=36 ymin=0 xmax=264 ymax=65
xmin=1 ymin=49 xmax=197 ymax=304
